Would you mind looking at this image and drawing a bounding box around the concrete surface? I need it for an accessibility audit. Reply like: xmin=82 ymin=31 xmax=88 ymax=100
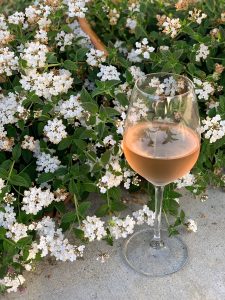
xmin=3 ymin=189 xmax=225 ymax=300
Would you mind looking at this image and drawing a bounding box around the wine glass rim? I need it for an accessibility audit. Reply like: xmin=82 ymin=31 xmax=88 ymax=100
xmin=134 ymin=72 xmax=195 ymax=99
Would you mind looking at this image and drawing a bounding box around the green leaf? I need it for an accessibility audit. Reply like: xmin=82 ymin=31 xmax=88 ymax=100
xmin=82 ymin=102 xmax=98 ymax=114
xmin=101 ymin=150 xmax=111 ymax=165
xmin=0 ymin=168 xmax=8 ymax=179
xmin=63 ymin=60 xmax=77 ymax=71
xmin=12 ymin=144 xmax=21 ymax=161
xmin=74 ymin=228 xmax=84 ymax=239
xmin=58 ymin=137 xmax=72 ymax=150
xmin=96 ymin=204 xmax=109 ymax=217
xmin=80 ymin=88 xmax=93 ymax=103
xmin=37 ymin=172 xmax=54 ymax=184
xmin=111 ymin=200 xmax=127 ymax=212
xmin=69 ymin=179 xmax=77 ymax=194
xmin=61 ymin=211 xmax=77 ymax=223
xmin=78 ymin=201 xmax=91 ymax=216
xmin=0 ymin=227 xmax=7 ymax=237
xmin=76 ymin=48 xmax=88 ymax=61
xmin=46 ymin=52 xmax=58 ymax=64
xmin=16 ymin=236 xmax=32 ymax=248
xmin=9 ymin=174 xmax=30 ymax=187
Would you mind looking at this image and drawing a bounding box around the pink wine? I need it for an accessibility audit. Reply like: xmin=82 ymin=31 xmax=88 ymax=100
xmin=123 ymin=122 xmax=200 ymax=186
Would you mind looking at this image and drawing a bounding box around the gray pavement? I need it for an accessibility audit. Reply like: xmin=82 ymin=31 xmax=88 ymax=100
xmin=3 ymin=189 xmax=225 ymax=300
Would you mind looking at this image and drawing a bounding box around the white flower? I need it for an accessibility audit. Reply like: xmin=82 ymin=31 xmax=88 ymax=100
xmin=69 ymin=20 xmax=92 ymax=48
xmin=36 ymin=152 xmax=61 ymax=173
xmin=186 ymin=219 xmax=197 ymax=232
xmin=55 ymin=94 xmax=85 ymax=121
xmin=128 ymin=97 xmax=148 ymax=123
xmin=20 ymin=41 xmax=49 ymax=69
xmin=21 ymin=187 xmax=63 ymax=215
xmin=0 ymin=274 xmax=25 ymax=293
xmin=129 ymin=65 xmax=145 ymax=81
xmin=81 ymin=216 xmax=107 ymax=241
xmin=160 ymin=16 xmax=181 ymax=38
xmin=128 ymin=1 xmax=140 ymax=12
xmin=35 ymin=29 xmax=48 ymax=43
xmin=159 ymin=45 xmax=169 ymax=51
xmin=108 ymin=8 xmax=120 ymax=25
xmin=133 ymin=205 xmax=155 ymax=225
xmin=0 ymin=178 xmax=5 ymax=193
xmin=65 ymin=0 xmax=90 ymax=18
xmin=135 ymin=38 xmax=155 ymax=59
xmin=0 ymin=204 xmax=16 ymax=229
xmin=196 ymin=44 xmax=209 ymax=62
xmin=201 ymin=115 xmax=225 ymax=143
xmin=123 ymin=168 xmax=140 ymax=189
xmin=8 ymin=12 xmax=25 ymax=25
xmin=126 ymin=17 xmax=137 ymax=31
xmin=6 ymin=222 xmax=28 ymax=242
xmin=20 ymin=69 xmax=73 ymax=100
xmin=194 ymin=78 xmax=214 ymax=100
xmin=27 ymin=242 xmax=39 ymax=260
xmin=189 ymin=9 xmax=207 ymax=24
xmin=0 ymin=93 xmax=20 ymax=125
xmin=55 ymin=31 xmax=74 ymax=51
xmin=97 ymin=65 xmax=120 ymax=81
xmin=108 ymin=215 xmax=135 ymax=239
xmin=44 ymin=118 xmax=67 ymax=144
xmin=0 ymin=47 xmax=18 ymax=76
xmin=86 ymin=48 xmax=106 ymax=67
xmin=174 ymin=172 xmax=196 ymax=188
xmin=127 ymin=48 xmax=142 ymax=62
xmin=21 ymin=135 xmax=40 ymax=153
xmin=103 ymin=135 xmax=116 ymax=146
xmin=36 ymin=216 xmax=85 ymax=261
xmin=114 ymin=40 xmax=128 ymax=54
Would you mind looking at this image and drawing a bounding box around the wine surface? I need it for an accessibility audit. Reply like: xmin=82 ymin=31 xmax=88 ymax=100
xmin=123 ymin=122 xmax=200 ymax=185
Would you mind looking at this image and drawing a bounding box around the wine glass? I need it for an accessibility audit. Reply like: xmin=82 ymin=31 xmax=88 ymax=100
xmin=122 ymin=73 xmax=200 ymax=276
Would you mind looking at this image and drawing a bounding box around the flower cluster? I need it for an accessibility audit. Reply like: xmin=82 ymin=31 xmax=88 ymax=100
xmin=44 ymin=118 xmax=67 ymax=144
xmin=175 ymin=172 xmax=196 ymax=188
xmin=194 ymin=78 xmax=214 ymax=100
xmin=108 ymin=9 xmax=120 ymax=26
xmin=20 ymin=69 xmax=73 ymax=100
xmin=36 ymin=152 xmax=61 ymax=174
xmin=97 ymin=65 xmax=120 ymax=81
xmin=21 ymin=187 xmax=63 ymax=215
xmin=65 ymin=0 xmax=90 ymax=18
xmin=135 ymin=38 xmax=155 ymax=59
xmin=55 ymin=31 xmax=74 ymax=51
xmin=81 ymin=216 xmax=107 ymax=241
xmin=108 ymin=216 xmax=135 ymax=239
xmin=189 ymin=9 xmax=207 ymax=24
xmin=133 ymin=205 xmax=155 ymax=225
xmin=157 ymin=15 xmax=181 ymax=38
xmin=201 ymin=115 xmax=225 ymax=143
xmin=86 ymin=49 xmax=106 ymax=67
xmin=148 ymin=76 xmax=185 ymax=97
xmin=0 ymin=47 xmax=18 ymax=76
xmin=20 ymin=41 xmax=49 ymax=69
xmin=196 ymin=44 xmax=209 ymax=62
xmin=35 ymin=216 xmax=85 ymax=261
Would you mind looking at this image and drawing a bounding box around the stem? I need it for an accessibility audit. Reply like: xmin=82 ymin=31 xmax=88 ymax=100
xmin=6 ymin=161 xmax=15 ymax=185
xmin=73 ymin=194 xmax=81 ymax=227
xmin=150 ymin=185 xmax=164 ymax=249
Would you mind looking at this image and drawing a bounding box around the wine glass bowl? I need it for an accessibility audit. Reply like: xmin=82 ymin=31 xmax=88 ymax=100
xmin=122 ymin=73 xmax=200 ymax=276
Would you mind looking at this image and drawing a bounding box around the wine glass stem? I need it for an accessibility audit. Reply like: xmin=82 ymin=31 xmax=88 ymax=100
xmin=150 ymin=185 xmax=165 ymax=249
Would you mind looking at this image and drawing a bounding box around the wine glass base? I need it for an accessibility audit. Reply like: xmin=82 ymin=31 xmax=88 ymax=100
xmin=123 ymin=228 xmax=188 ymax=277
